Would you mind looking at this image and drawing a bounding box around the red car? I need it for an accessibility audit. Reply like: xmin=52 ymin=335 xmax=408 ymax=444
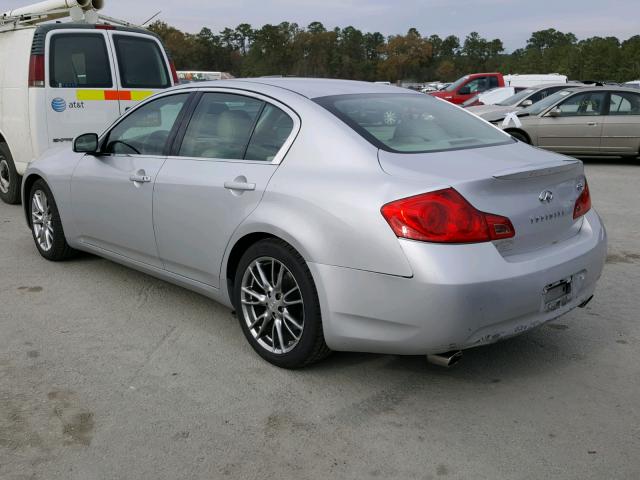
xmin=430 ymin=73 xmax=504 ymax=104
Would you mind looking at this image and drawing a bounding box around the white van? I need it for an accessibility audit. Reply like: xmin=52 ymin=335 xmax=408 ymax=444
xmin=503 ymin=74 xmax=568 ymax=88
xmin=0 ymin=6 xmax=177 ymax=203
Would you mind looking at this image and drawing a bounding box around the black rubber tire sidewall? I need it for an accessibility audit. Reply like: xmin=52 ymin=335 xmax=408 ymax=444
xmin=28 ymin=179 xmax=75 ymax=261
xmin=233 ymin=239 xmax=329 ymax=369
xmin=0 ymin=142 xmax=21 ymax=204
xmin=509 ymin=131 xmax=530 ymax=144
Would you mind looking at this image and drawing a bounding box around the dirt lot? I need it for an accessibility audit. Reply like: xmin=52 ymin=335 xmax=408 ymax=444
xmin=1 ymin=158 xmax=639 ymax=480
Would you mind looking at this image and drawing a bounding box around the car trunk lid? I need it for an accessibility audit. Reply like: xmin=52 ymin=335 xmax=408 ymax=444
xmin=378 ymin=142 xmax=586 ymax=256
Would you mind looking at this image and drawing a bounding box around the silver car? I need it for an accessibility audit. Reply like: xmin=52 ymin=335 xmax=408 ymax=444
xmin=468 ymin=83 xmax=578 ymax=120
xmin=22 ymin=79 xmax=607 ymax=368
xmin=497 ymin=86 xmax=640 ymax=157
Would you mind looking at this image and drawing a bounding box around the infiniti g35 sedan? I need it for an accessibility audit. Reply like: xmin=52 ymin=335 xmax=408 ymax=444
xmin=495 ymin=86 xmax=640 ymax=158
xmin=22 ymin=78 xmax=607 ymax=368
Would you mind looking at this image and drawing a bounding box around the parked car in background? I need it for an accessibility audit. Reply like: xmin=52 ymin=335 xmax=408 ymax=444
xmin=21 ymin=78 xmax=606 ymax=368
xmin=430 ymin=73 xmax=568 ymax=105
xmin=496 ymin=86 xmax=640 ymax=158
xmin=178 ymin=71 xmax=234 ymax=84
xmin=468 ymin=83 xmax=579 ymax=119
xmin=624 ymin=80 xmax=640 ymax=89
xmin=0 ymin=2 xmax=177 ymax=204
xmin=461 ymin=86 xmax=526 ymax=107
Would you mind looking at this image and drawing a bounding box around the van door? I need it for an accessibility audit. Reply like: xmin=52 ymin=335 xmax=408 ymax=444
xmin=45 ymin=30 xmax=120 ymax=147
xmin=107 ymin=31 xmax=173 ymax=115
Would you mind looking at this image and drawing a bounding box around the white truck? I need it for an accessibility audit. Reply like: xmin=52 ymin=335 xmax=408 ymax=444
xmin=0 ymin=0 xmax=178 ymax=203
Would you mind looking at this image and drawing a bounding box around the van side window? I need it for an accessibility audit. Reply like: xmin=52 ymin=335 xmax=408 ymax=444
xmin=103 ymin=94 xmax=189 ymax=156
xmin=113 ymin=35 xmax=170 ymax=89
xmin=50 ymin=34 xmax=112 ymax=88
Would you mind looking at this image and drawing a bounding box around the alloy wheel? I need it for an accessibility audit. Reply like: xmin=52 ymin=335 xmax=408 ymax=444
xmin=240 ymin=257 xmax=305 ymax=354
xmin=31 ymin=190 xmax=54 ymax=252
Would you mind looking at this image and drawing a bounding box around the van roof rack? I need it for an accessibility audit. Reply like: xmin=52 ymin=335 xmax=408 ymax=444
xmin=1 ymin=0 xmax=139 ymax=33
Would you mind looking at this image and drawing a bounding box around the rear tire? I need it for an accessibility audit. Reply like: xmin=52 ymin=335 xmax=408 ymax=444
xmin=28 ymin=179 xmax=76 ymax=261
xmin=0 ymin=142 xmax=21 ymax=204
xmin=233 ymin=238 xmax=330 ymax=369
xmin=508 ymin=130 xmax=530 ymax=144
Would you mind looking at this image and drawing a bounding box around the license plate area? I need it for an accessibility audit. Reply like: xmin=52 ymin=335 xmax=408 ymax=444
xmin=543 ymin=277 xmax=573 ymax=312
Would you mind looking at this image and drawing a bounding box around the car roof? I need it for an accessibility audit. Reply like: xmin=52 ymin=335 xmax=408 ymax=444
xmin=172 ymin=77 xmax=414 ymax=99
xmin=560 ymin=85 xmax=640 ymax=94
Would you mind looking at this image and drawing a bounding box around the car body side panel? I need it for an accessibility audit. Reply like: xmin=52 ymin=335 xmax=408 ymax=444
xmin=535 ymin=115 xmax=604 ymax=154
xmin=601 ymin=115 xmax=640 ymax=155
xmin=70 ymin=153 xmax=166 ymax=267
xmin=227 ymin=128 xmax=415 ymax=281
xmin=154 ymin=159 xmax=278 ymax=288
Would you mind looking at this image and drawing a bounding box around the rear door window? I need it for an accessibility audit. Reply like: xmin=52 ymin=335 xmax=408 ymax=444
xmin=178 ymin=93 xmax=265 ymax=159
xmin=609 ymin=92 xmax=640 ymax=115
xmin=113 ymin=35 xmax=170 ymax=89
xmin=50 ymin=33 xmax=112 ymax=88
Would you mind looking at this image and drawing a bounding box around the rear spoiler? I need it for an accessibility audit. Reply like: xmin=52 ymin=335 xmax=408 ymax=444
xmin=493 ymin=160 xmax=581 ymax=180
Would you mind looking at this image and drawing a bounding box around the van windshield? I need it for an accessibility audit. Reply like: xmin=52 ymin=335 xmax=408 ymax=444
xmin=113 ymin=35 xmax=170 ymax=89
xmin=315 ymin=93 xmax=513 ymax=154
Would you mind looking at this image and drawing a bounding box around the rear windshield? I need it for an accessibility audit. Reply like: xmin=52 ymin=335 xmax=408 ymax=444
xmin=315 ymin=93 xmax=513 ymax=153
xmin=113 ymin=35 xmax=170 ymax=89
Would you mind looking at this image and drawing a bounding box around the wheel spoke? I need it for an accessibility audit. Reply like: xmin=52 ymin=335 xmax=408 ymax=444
xmin=283 ymin=311 xmax=303 ymax=330
xmin=284 ymin=298 xmax=302 ymax=306
xmin=34 ymin=192 xmax=45 ymax=213
xmin=275 ymin=318 xmax=285 ymax=352
xmin=254 ymin=261 xmax=272 ymax=291
xmin=275 ymin=263 xmax=285 ymax=290
xmin=241 ymin=287 xmax=266 ymax=304
xmin=248 ymin=311 xmax=268 ymax=330
xmin=256 ymin=314 xmax=272 ymax=338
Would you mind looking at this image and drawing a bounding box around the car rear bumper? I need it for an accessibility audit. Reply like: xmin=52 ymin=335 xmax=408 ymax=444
xmin=309 ymin=210 xmax=607 ymax=355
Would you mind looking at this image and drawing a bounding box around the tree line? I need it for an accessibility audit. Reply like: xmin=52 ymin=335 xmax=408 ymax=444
xmin=148 ymin=21 xmax=640 ymax=83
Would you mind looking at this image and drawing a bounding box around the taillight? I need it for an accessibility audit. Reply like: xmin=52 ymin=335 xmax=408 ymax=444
xmin=381 ymin=188 xmax=515 ymax=244
xmin=169 ymin=60 xmax=179 ymax=85
xmin=28 ymin=54 xmax=45 ymax=88
xmin=573 ymin=179 xmax=592 ymax=219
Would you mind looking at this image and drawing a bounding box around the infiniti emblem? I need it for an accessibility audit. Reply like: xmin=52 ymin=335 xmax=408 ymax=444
xmin=539 ymin=190 xmax=554 ymax=203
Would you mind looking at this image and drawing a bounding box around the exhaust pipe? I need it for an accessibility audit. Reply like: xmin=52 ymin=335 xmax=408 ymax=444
xmin=427 ymin=350 xmax=463 ymax=368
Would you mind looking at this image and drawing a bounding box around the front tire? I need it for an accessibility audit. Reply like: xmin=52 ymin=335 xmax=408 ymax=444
xmin=234 ymin=239 xmax=330 ymax=368
xmin=29 ymin=179 xmax=76 ymax=261
xmin=0 ymin=142 xmax=21 ymax=204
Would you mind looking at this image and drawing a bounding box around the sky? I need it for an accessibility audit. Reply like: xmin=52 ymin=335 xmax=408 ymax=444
xmin=3 ymin=0 xmax=639 ymax=50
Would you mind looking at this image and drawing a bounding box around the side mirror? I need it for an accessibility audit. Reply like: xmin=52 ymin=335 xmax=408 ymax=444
xmin=520 ymin=99 xmax=533 ymax=107
xmin=73 ymin=133 xmax=99 ymax=154
xmin=547 ymin=107 xmax=562 ymax=117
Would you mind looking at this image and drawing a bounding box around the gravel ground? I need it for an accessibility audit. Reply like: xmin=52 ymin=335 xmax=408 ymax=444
xmin=1 ymin=158 xmax=638 ymax=480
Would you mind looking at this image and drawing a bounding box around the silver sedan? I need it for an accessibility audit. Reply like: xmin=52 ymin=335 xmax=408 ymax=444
xmin=22 ymin=79 xmax=607 ymax=368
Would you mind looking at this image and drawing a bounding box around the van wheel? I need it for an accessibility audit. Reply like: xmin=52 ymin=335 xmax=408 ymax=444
xmin=0 ymin=142 xmax=21 ymax=204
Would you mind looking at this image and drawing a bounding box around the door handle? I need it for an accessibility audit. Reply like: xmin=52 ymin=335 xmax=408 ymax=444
xmin=129 ymin=174 xmax=151 ymax=183
xmin=224 ymin=180 xmax=256 ymax=191
xmin=587 ymin=122 xmax=598 ymax=126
